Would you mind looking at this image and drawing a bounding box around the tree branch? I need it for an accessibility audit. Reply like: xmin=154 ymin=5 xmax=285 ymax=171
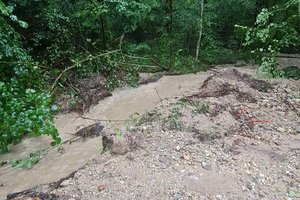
xmin=51 ymin=50 xmax=120 ymax=91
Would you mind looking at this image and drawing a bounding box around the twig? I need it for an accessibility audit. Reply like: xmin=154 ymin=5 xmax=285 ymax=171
xmin=119 ymin=34 xmax=125 ymax=61
xmin=65 ymin=77 xmax=80 ymax=93
xmin=0 ymin=61 xmax=49 ymax=69
xmin=119 ymin=34 xmax=124 ymax=50
xmin=122 ymin=54 xmax=151 ymax=60
xmin=155 ymin=87 xmax=163 ymax=102
xmin=80 ymin=116 xmax=126 ymax=122
xmin=120 ymin=63 xmax=161 ymax=68
xmin=51 ymin=50 xmax=120 ymax=91
xmin=276 ymin=54 xmax=300 ymax=59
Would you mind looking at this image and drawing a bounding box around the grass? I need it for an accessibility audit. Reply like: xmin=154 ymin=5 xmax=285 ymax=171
xmin=177 ymin=98 xmax=209 ymax=114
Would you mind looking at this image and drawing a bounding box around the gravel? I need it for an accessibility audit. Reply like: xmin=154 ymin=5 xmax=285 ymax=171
xmin=8 ymin=67 xmax=300 ymax=200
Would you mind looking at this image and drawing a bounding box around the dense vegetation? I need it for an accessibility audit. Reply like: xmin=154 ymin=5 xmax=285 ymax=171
xmin=0 ymin=0 xmax=299 ymax=152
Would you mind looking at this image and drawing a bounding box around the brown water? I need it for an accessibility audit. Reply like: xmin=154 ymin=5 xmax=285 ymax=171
xmin=0 ymin=72 xmax=210 ymax=199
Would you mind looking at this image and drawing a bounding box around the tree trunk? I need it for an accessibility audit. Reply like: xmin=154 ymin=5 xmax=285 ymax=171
xmin=195 ymin=0 xmax=204 ymax=61
xmin=298 ymin=2 xmax=300 ymax=30
xmin=165 ymin=0 xmax=173 ymax=35
xmin=100 ymin=17 xmax=107 ymax=50
xmin=165 ymin=0 xmax=173 ymax=67
xmin=186 ymin=28 xmax=191 ymax=54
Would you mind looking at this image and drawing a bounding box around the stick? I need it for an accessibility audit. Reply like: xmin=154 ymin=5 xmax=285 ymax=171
xmin=0 ymin=61 xmax=49 ymax=69
xmin=155 ymin=87 xmax=163 ymax=102
xmin=80 ymin=116 xmax=126 ymax=122
xmin=51 ymin=50 xmax=120 ymax=91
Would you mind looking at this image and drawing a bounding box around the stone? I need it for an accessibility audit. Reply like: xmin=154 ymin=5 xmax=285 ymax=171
xmin=98 ymin=184 xmax=105 ymax=192
xmin=277 ymin=127 xmax=285 ymax=133
xmin=182 ymin=153 xmax=190 ymax=161
xmin=246 ymin=184 xmax=253 ymax=190
xmin=201 ymin=161 xmax=212 ymax=170
xmin=60 ymin=180 xmax=71 ymax=187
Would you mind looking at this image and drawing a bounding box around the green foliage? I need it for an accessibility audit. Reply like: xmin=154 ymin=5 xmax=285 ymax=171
xmin=167 ymin=108 xmax=181 ymax=130
xmin=282 ymin=66 xmax=300 ymax=80
xmin=1 ymin=0 xmax=299 ymax=154
xmin=0 ymin=84 xmax=60 ymax=152
xmin=0 ymin=1 xmax=60 ymax=153
xmin=10 ymin=149 xmax=48 ymax=169
xmin=201 ymin=48 xmax=237 ymax=64
xmin=236 ymin=0 xmax=300 ymax=78
xmin=177 ymin=98 xmax=209 ymax=114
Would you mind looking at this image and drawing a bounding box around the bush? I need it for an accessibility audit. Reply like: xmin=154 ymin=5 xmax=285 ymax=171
xmin=201 ymin=48 xmax=237 ymax=64
xmin=0 ymin=84 xmax=60 ymax=152
xmin=0 ymin=4 xmax=60 ymax=153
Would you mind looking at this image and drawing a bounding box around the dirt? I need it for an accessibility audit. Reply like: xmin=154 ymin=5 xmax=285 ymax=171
xmin=138 ymin=73 xmax=163 ymax=85
xmin=6 ymin=67 xmax=300 ymax=200
xmin=55 ymin=74 xmax=111 ymax=114
xmin=61 ymin=123 xmax=105 ymax=145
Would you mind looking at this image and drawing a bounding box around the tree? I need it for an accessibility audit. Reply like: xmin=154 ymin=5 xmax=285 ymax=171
xmin=196 ymin=0 xmax=204 ymax=61
xmin=236 ymin=0 xmax=300 ymax=77
xmin=0 ymin=0 xmax=60 ymax=152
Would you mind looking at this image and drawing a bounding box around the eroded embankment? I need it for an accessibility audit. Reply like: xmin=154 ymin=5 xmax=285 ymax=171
xmin=0 ymin=71 xmax=211 ymax=199
xmin=7 ymin=67 xmax=300 ymax=200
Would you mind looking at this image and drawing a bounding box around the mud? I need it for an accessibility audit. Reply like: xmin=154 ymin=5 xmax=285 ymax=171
xmin=0 ymin=71 xmax=211 ymax=199
xmin=6 ymin=67 xmax=300 ymax=200
xmin=55 ymin=74 xmax=111 ymax=114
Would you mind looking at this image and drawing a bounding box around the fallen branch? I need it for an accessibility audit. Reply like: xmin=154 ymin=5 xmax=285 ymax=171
xmin=122 ymin=53 xmax=151 ymax=60
xmin=51 ymin=50 xmax=121 ymax=91
xmin=0 ymin=61 xmax=49 ymax=69
xmin=80 ymin=116 xmax=126 ymax=122
xmin=276 ymin=54 xmax=300 ymax=59
xmin=120 ymin=62 xmax=161 ymax=68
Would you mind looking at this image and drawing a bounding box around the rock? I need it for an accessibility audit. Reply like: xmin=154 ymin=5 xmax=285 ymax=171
xmin=111 ymin=137 xmax=130 ymax=155
xmin=246 ymin=183 xmax=253 ymax=190
xmin=188 ymin=175 xmax=200 ymax=181
xmin=245 ymin=170 xmax=252 ymax=175
xmin=98 ymin=184 xmax=105 ymax=192
xmin=60 ymin=179 xmax=71 ymax=187
xmin=296 ymin=127 xmax=300 ymax=133
xmin=181 ymin=153 xmax=190 ymax=161
xmin=258 ymin=192 xmax=265 ymax=198
xmin=201 ymin=161 xmax=212 ymax=170
xmin=216 ymin=195 xmax=224 ymax=200
xmin=173 ymin=192 xmax=182 ymax=200
xmin=277 ymin=127 xmax=285 ymax=133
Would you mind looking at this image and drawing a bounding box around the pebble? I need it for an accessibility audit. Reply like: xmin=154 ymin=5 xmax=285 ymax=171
xmin=216 ymin=195 xmax=223 ymax=200
xmin=296 ymin=127 xmax=300 ymax=133
xmin=246 ymin=183 xmax=253 ymax=190
xmin=201 ymin=161 xmax=212 ymax=170
xmin=60 ymin=179 xmax=71 ymax=187
xmin=182 ymin=153 xmax=190 ymax=161
xmin=188 ymin=175 xmax=200 ymax=181
xmin=277 ymin=127 xmax=285 ymax=133
xmin=246 ymin=170 xmax=252 ymax=175
xmin=98 ymin=184 xmax=105 ymax=192
xmin=173 ymin=192 xmax=182 ymax=200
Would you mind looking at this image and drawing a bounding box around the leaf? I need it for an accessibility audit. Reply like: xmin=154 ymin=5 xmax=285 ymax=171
xmin=18 ymin=21 xmax=28 ymax=28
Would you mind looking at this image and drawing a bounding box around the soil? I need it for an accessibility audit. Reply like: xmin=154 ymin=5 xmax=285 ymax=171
xmin=6 ymin=67 xmax=300 ymax=200
xmin=138 ymin=73 xmax=163 ymax=85
xmin=55 ymin=72 xmax=164 ymax=115
xmin=55 ymin=74 xmax=111 ymax=114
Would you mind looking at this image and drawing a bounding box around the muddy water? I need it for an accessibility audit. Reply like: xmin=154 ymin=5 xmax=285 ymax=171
xmin=0 ymin=72 xmax=210 ymax=199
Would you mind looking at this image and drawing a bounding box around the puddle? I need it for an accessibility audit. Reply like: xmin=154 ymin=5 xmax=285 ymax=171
xmin=0 ymin=72 xmax=210 ymax=199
